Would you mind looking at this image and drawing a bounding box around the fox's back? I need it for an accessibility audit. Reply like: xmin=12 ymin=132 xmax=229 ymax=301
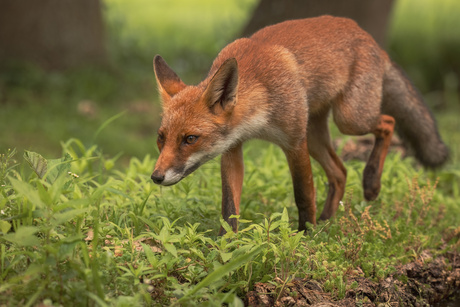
xmin=211 ymin=16 xmax=388 ymax=115
xmin=250 ymin=16 xmax=377 ymax=56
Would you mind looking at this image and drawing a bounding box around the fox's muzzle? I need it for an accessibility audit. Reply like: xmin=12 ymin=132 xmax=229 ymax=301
xmin=151 ymin=166 xmax=185 ymax=186
xmin=151 ymin=151 xmax=213 ymax=186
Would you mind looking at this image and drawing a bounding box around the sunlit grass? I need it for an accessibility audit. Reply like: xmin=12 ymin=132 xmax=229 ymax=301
xmin=0 ymin=137 xmax=458 ymax=305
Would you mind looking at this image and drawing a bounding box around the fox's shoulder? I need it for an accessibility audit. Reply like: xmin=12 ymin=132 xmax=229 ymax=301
xmin=207 ymin=37 xmax=300 ymax=91
xmin=209 ymin=38 xmax=263 ymax=74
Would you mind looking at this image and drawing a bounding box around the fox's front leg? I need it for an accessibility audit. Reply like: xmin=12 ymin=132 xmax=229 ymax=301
xmin=219 ymin=144 xmax=244 ymax=235
xmin=284 ymin=138 xmax=317 ymax=231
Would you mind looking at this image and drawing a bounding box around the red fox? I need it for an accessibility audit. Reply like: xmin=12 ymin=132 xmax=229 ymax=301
xmin=151 ymin=16 xmax=448 ymax=235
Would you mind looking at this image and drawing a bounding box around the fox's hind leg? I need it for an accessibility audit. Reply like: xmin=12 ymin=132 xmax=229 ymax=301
xmin=308 ymin=112 xmax=347 ymax=220
xmin=331 ymin=63 xmax=394 ymax=202
xmin=363 ymin=114 xmax=395 ymax=200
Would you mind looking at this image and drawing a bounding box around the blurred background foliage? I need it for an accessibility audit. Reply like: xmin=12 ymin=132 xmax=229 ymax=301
xmin=0 ymin=0 xmax=459 ymax=163
xmin=389 ymin=0 xmax=460 ymax=101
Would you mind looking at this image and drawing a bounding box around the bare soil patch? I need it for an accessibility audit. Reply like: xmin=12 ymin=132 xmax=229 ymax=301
xmin=245 ymin=251 xmax=460 ymax=306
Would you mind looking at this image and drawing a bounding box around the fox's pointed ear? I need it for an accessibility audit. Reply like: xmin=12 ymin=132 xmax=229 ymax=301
xmin=203 ymin=58 xmax=238 ymax=113
xmin=153 ymin=55 xmax=186 ymax=101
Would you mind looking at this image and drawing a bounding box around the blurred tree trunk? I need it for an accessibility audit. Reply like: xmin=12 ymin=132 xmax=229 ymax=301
xmin=242 ymin=0 xmax=395 ymax=47
xmin=0 ymin=0 xmax=106 ymax=70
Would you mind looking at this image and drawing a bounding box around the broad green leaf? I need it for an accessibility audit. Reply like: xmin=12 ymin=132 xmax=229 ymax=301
xmin=141 ymin=242 xmax=159 ymax=267
xmin=189 ymin=247 xmax=206 ymax=261
xmin=24 ymin=150 xmax=47 ymax=179
xmin=281 ymin=207 xmax=289 ymax=223
xmin=2 ymin=226 xmax=39 ymax=246
xmin=0 ymin=220 xmax=11 ymax=234
xmin=24 ymin=263 xmax=44 ymax=277
xmin=59 ymin=236 xmax=83 ymax=258
xmin=9 ymin=177 xmax=45 ymax=208
xmin=239 ymin=224 xmax=257 ymax=233
xmin=178 ymin=244 xmax=265 ymax=302
xmin=52 ymin=208 xmax=87 ymax=226
xmin=289 ymin=231 xmax=304 ymax=249
xmin=36 ymin=180 xmax=52 ymax=206
xmin=238 ymin=218 xmax=252 ymax=223
xmin=219 ymin=217 xmax=233 ymax=235
xmin=270 ymin=212 xmax=283 ymax=220
xmin=269 ymin=220 xmax=282 ymax=231
xmin=48 ymin=172 xmax=71 ymax=205
xmin=53 ymin=198 xmax=89 ymax=211
xmin=45 ymin=153 xmax=72 ymax=183
xmin=220 ymin=251 xmax=233 ymax=263
xmin=164 ymin=243 xmax=177 ymax=257
xmin=137 ymin=216 xmax=157 ymax=231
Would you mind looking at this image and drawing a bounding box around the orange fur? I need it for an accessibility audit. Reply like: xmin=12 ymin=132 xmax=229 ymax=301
xmin=151 ymin=16 xmax=448 ymax=234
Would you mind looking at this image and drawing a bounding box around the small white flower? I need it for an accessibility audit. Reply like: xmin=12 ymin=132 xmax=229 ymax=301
xmin=68 ymin=172 xmax=79 ymax=178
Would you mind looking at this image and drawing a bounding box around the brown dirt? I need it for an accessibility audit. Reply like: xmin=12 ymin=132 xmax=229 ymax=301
xmin=245 ymin=251 xmax=460 ymax=306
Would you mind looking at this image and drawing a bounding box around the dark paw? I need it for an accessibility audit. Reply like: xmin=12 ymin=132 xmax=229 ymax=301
xmin=363 ymin=165 xmax=381 ymax=201
xmin=364 ymin=186 xmax=380 ymax=201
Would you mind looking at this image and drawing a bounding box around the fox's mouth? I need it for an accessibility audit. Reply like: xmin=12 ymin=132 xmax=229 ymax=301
xmin=158 ymin=177 xmax=184 ymax=186
xmin=152 ymin=150 xmax=218 ymax=186
xmin=151 ymin=160 xmax=204 ymax=186
xmin=151 ymin=169 xmax=184 ymax=186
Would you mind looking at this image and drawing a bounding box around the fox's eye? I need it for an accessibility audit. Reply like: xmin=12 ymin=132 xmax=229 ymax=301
xmin=185 ymin=135 xmax=198 ymax=145
xmin=157 ymin=133 xmax=165 ymax=143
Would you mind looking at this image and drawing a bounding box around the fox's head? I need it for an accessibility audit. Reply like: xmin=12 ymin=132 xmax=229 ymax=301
xmin=151 ymin=55 xmax=239 ymax=186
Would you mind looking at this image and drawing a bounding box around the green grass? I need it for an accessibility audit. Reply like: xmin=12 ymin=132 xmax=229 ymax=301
xmin=0 ymin=139 xmax=458 ymax=306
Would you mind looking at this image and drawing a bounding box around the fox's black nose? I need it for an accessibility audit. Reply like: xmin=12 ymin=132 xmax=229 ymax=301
xmin=151 ymin=171 xmax=164 ymax=184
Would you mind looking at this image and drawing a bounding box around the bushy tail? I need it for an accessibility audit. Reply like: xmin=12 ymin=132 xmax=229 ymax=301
xmin=382 ymin=62 xmax=449 ymax=167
